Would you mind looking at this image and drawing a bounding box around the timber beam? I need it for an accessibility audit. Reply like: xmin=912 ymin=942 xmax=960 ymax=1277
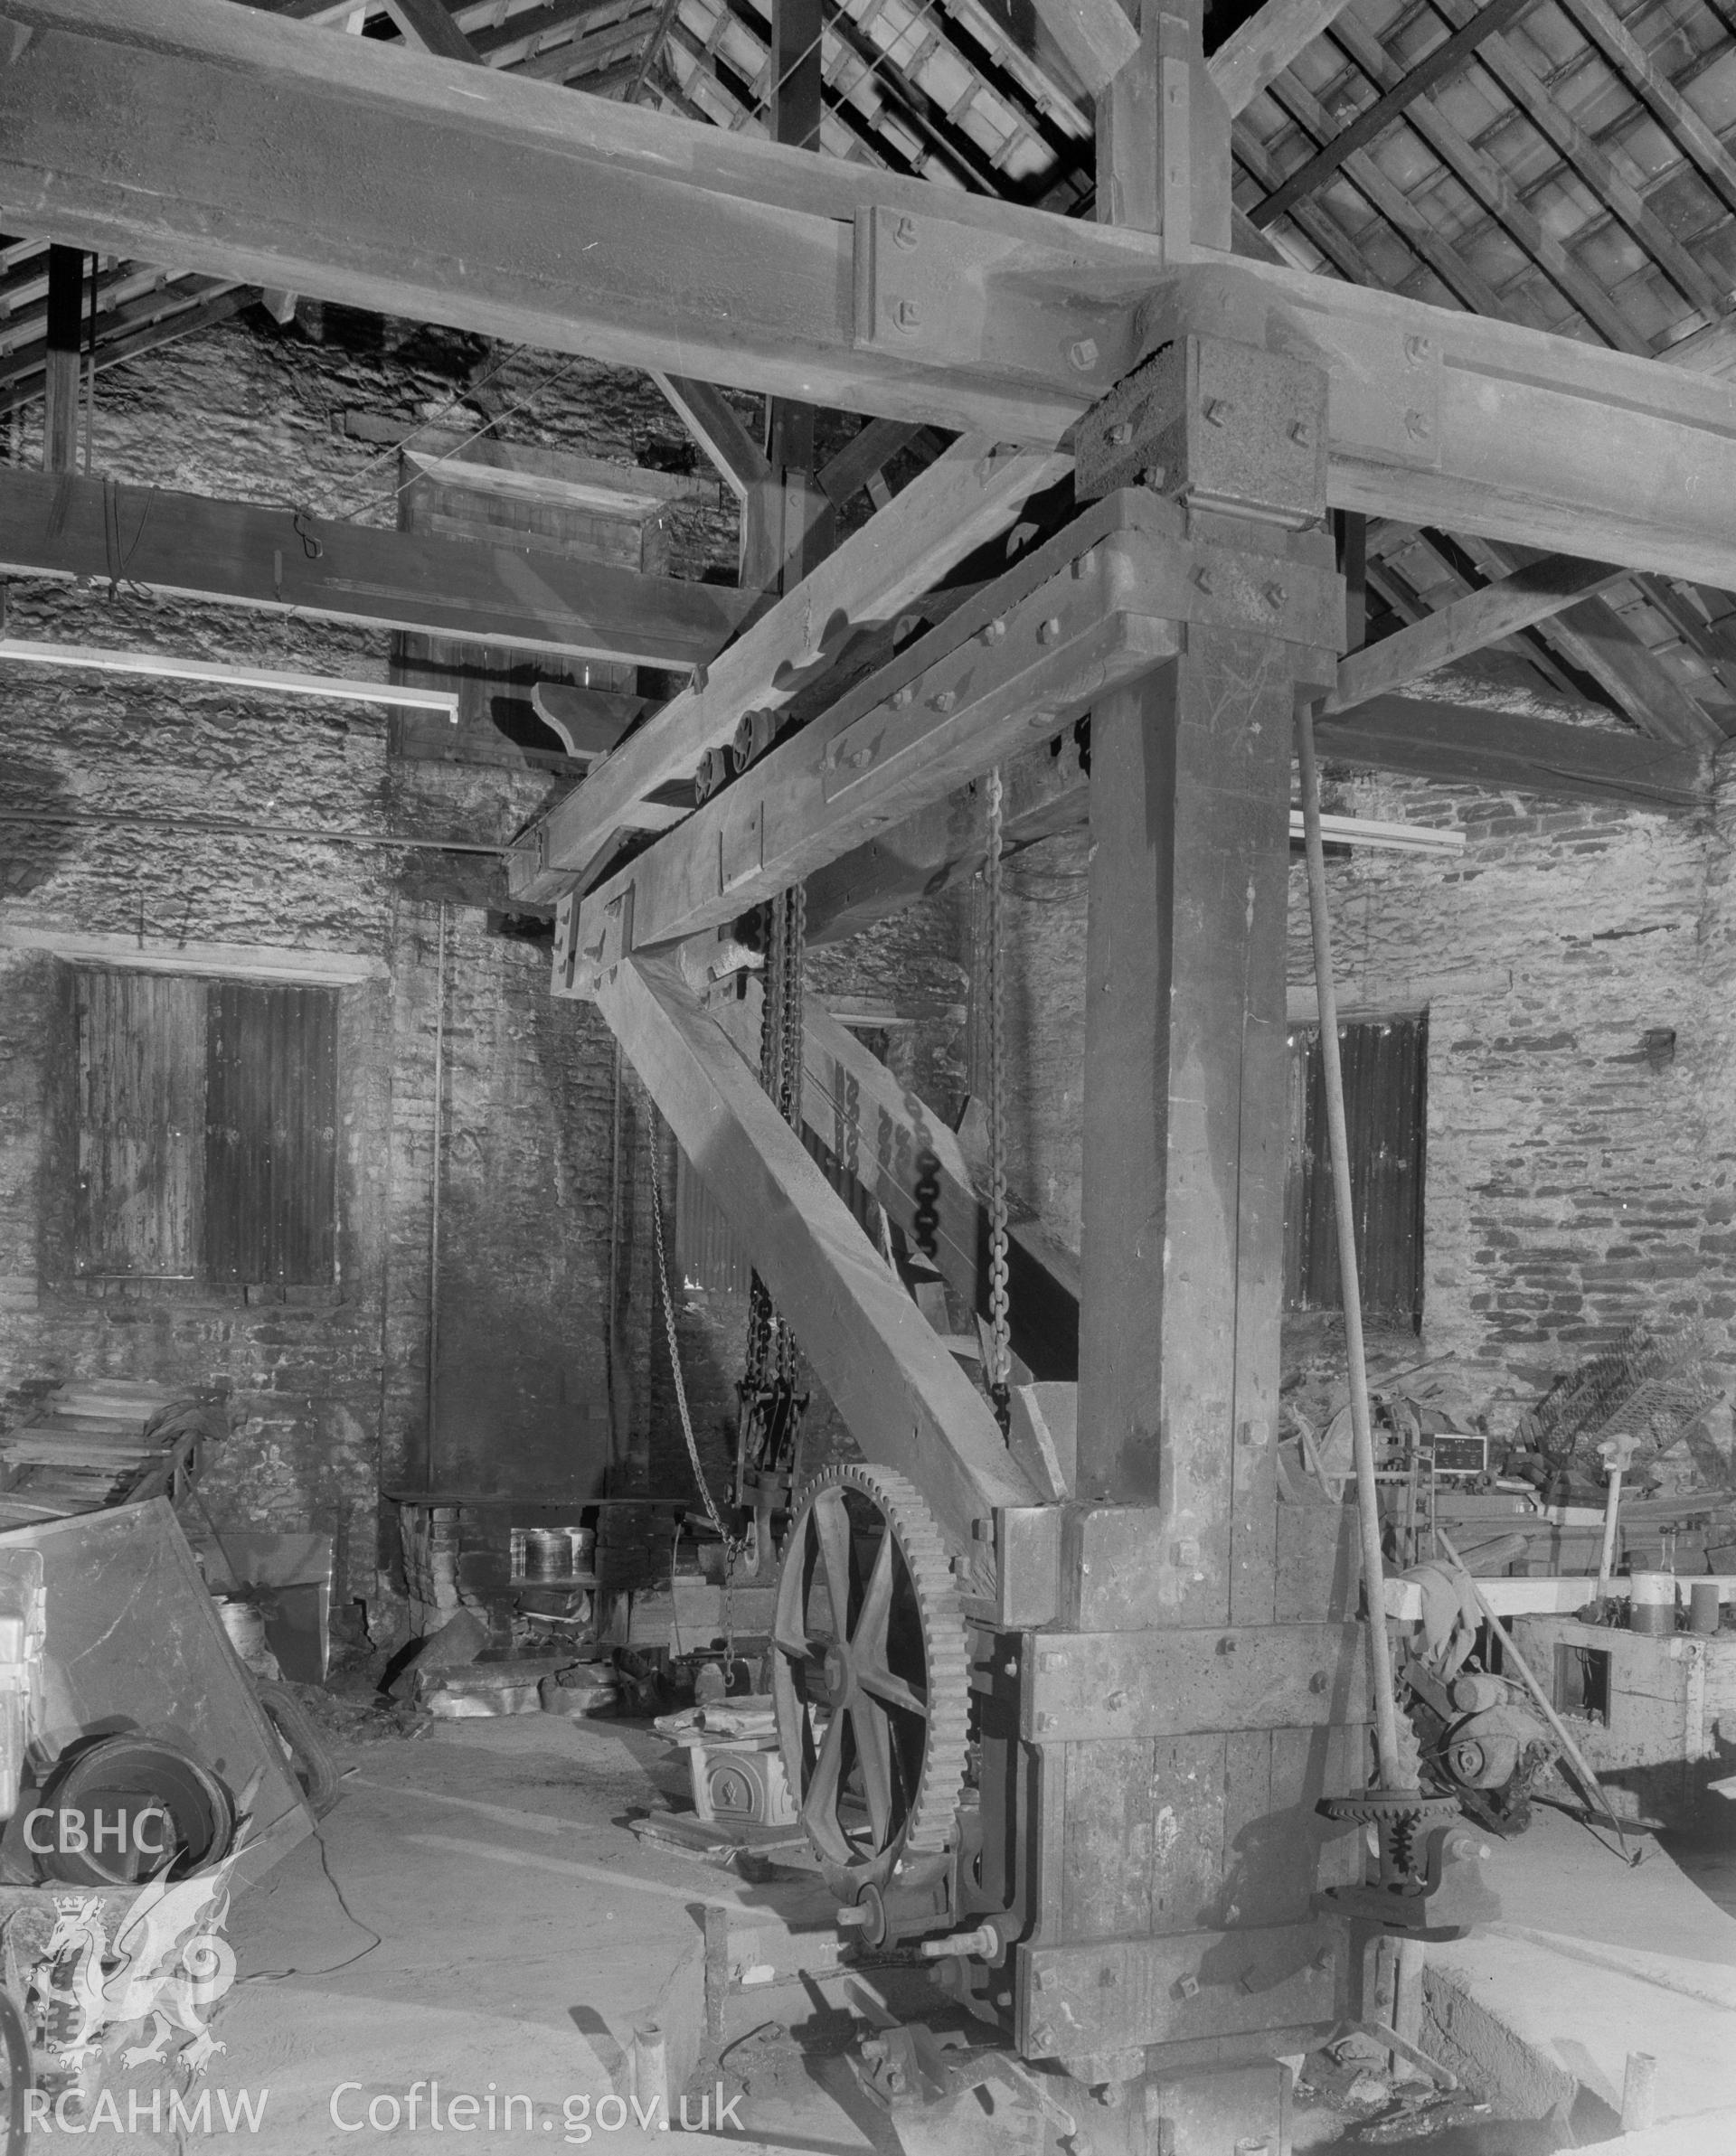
xmin=593 ymin=953 xmax=1036 ymax=1561
xmin=803 ymin=692 xmax=1703 ymax=946
xmin=509 ymin=437 xmax=1069 ymax=900
xmin=713 ymin=983 xmax=1081 ymax=1379
xmin=16 ymin=3 xmax=1736 ymax=587
xmin=552 ymin=489 xmax=1339 ymax=974
xmin=0 ymin=466 xmax=752 ymax=669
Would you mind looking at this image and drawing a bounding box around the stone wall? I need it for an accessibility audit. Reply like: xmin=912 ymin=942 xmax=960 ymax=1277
xmin=0 ymin=303 xmax=741 ymax=1598
xmin=955 ymin=748 xmax=1734 ymax=1442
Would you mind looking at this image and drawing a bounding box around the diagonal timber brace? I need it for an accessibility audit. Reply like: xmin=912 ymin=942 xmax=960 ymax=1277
xmin=712 ymin=981 xmax=1082 ymax=1379
xmin=593 ymin=953 xmax=1037 ymax=1565
xmin=553 ymin=489 xmax=1338 ymax=974
xmin=510 ymin=437 xmax=1070 ymax=899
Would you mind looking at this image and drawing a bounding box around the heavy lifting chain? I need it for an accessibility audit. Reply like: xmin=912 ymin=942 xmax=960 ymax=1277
xmin=984 ymin=767 xmax=1012 ymax=1431
xmin=736 ymin=884 xmax=808 ymax=1511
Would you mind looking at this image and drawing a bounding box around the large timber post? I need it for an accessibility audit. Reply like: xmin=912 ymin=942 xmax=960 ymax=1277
xmin=988 ymin=14 xmax=1370 ymax=2143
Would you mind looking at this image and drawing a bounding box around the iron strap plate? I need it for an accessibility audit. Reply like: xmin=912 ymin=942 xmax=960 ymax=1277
xmin=1021 ymin=1623 xmax=1369 ymax=1742
xmin=1019 ymin=1921 xmax=1343 ymax=2057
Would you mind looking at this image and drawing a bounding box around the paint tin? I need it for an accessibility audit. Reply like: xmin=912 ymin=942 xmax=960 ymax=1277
xmin=1689 ymin=1581 xmax=1722 ymax=1634
xmin=1628 ymin=1571 xmax=1677 ymax=1633
xmin=521 ymin=1530 xmax=571 ymax=1579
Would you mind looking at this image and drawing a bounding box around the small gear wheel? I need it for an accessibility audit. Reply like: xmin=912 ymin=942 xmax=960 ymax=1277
xmin=770 ymin=1464 xmax=970 ymax=1894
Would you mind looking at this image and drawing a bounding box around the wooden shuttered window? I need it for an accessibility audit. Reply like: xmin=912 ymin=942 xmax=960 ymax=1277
xmin=1284 ymin=1014 xmax=1427 ymax=1323
xmin=205 ymin=982 xmax=338 ymax=1285
xmin=74 ymin=971 xmax=337 ymax=1288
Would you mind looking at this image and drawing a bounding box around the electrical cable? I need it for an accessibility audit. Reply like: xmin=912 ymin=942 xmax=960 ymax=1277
xmin=646 ymin=1134 xmax=743 ymax=1559
xmin=234 ymin=1827 xmax=382 ymax=1984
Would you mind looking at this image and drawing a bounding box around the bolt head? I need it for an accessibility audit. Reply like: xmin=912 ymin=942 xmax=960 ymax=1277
xmin=1404 ymin=408 xmax=1432 ymax=438
xmin=892 ymin=215 xmax=919 ymax=250
xmin=1107 ymin=420 xmax=1134 ymax=447
xmin=1038 ymin=616 xmax=1061 ymax=643
xmin=1290 ymin=420 xmax=1314 ymax=447
xmin=1069 ymin=338 xmax=1099 ymax=371
xmin=893 ymin=298 xmax=921 ymax=331
xmin=1264 ymin=583 xmax=1287 ymax=609
xmin=933 ymin=689 xmax=957 ymax=712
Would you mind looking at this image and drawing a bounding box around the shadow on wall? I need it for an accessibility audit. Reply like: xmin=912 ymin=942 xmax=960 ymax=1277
xmin=0 ymin=753 xmax=77 ymax=896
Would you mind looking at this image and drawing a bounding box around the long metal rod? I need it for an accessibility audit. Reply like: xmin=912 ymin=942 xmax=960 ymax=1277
xmin=425 ymin=900 xmax=448 ymax=1494
xmin=1296 ymin=704 xmax=1405 ymax=1790
xmin=1435 ymin=1528 xmax=1629 ymax=1845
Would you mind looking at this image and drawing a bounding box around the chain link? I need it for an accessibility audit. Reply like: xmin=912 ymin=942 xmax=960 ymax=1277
xmin=984 ymin=767 xmax=1012 ymax=1430
xmin=647 ymin=1134 xmax=745 ymax=1559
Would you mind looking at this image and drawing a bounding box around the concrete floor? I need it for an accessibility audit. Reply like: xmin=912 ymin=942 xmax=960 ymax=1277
xmin=53 ymin=1711 xmax=876 ymax=2156
xmin=39 ymin=1710 xmax=1736 ymax=2156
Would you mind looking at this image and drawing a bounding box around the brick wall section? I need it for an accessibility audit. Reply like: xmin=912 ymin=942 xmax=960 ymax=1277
xmin=0 ymin=307 xmax=738 ymax=1597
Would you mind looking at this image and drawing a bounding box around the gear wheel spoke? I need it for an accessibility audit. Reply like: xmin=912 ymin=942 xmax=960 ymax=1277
xmin=772 ymin=1464 xmax=970 ymax=1893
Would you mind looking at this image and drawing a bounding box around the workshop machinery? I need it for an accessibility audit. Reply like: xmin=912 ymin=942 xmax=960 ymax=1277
xmin=553 ymin=319 xmax=1461 ymax=2152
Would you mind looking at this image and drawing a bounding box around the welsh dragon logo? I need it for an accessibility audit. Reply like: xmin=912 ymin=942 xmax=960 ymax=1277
xmin=38 ymin=1852 xmax=241 ymax=2076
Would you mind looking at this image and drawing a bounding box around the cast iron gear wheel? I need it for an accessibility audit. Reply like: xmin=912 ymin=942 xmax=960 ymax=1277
xmin=770 ymin=1464 xmax=970 ymax=1894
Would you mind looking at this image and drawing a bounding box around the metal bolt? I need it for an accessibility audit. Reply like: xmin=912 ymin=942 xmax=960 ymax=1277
xmin=892 ymin=215 xmax=919 ymax=249
xmin=1194 ymin=567 xmax=1214 ymax=596
xmin=1107 ymin=420 xmax=1134 ymax=447
xmin=1073 ymin=547 xmax=1098 ymax=578
xmin=1003 ymin=1658 xmax=1018 ymax=1676
xmin=1309 ymin=1670 xmax=1329 ymax=1693
xmin=1031 ymin=2028 xmax=1053 ymax=2050
xmin=837 ymin=1905 xmax=872 ymax=1928
xmin=1039 ymin=1651 xmax=1066 ymax=1671
xmin=1036 ymin=1711 xmax=1056 ymax=1731
xmin=893 ymin=298 xmax=921 ymax=331
xmin=1217 ymin=1634 xmax=1239 ymax=1654
xmin=1094 ymin=2083 xmax=1125 ymax=2109
xmin=1038 ymin=616 xmax=1062 ymax=643
xmin=1404 ymin=407 xmax=1432 ymax=439
xmin=1405 ymin=334 xmax=1432 ymax=362
xmin=1264 ymin=583 xmax=1287 ymax=609
xmin=1204 ymin=397 xmax=1230 ymax=427
xmin=1312 ymin=1947 xmax=1334 ymax=1972
xmin=892 ymin=684 xmax=914 ymax=708
xmin=1175 ymin=1975 xmax=1201 ymax=2001
xmin=932 ymin=688 xmax=957 ymax=712
xmin=981 ymin=617 xmax=1006 ymax=644
xmin=1069 ymin=338 xmax=1099 ymax=372
xmin=1105 ymin=1689 xmax=1126 ymax=1711
xmin=1141 ymin=464 xmax=1167 ymax=488
xmin=1290 ymin=419 xmax=1313 ymax=447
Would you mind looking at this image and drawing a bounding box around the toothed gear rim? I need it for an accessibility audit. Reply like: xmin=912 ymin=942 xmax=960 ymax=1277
xmin=770 ymin=1464 xmax=971 ymax=1893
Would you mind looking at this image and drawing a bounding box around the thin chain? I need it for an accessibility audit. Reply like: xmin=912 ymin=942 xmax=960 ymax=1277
xmin=647 ymin=1136 xmax=744 ymax=1557
xmin=984 ymin=767 xmax=1012 ymax=1428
